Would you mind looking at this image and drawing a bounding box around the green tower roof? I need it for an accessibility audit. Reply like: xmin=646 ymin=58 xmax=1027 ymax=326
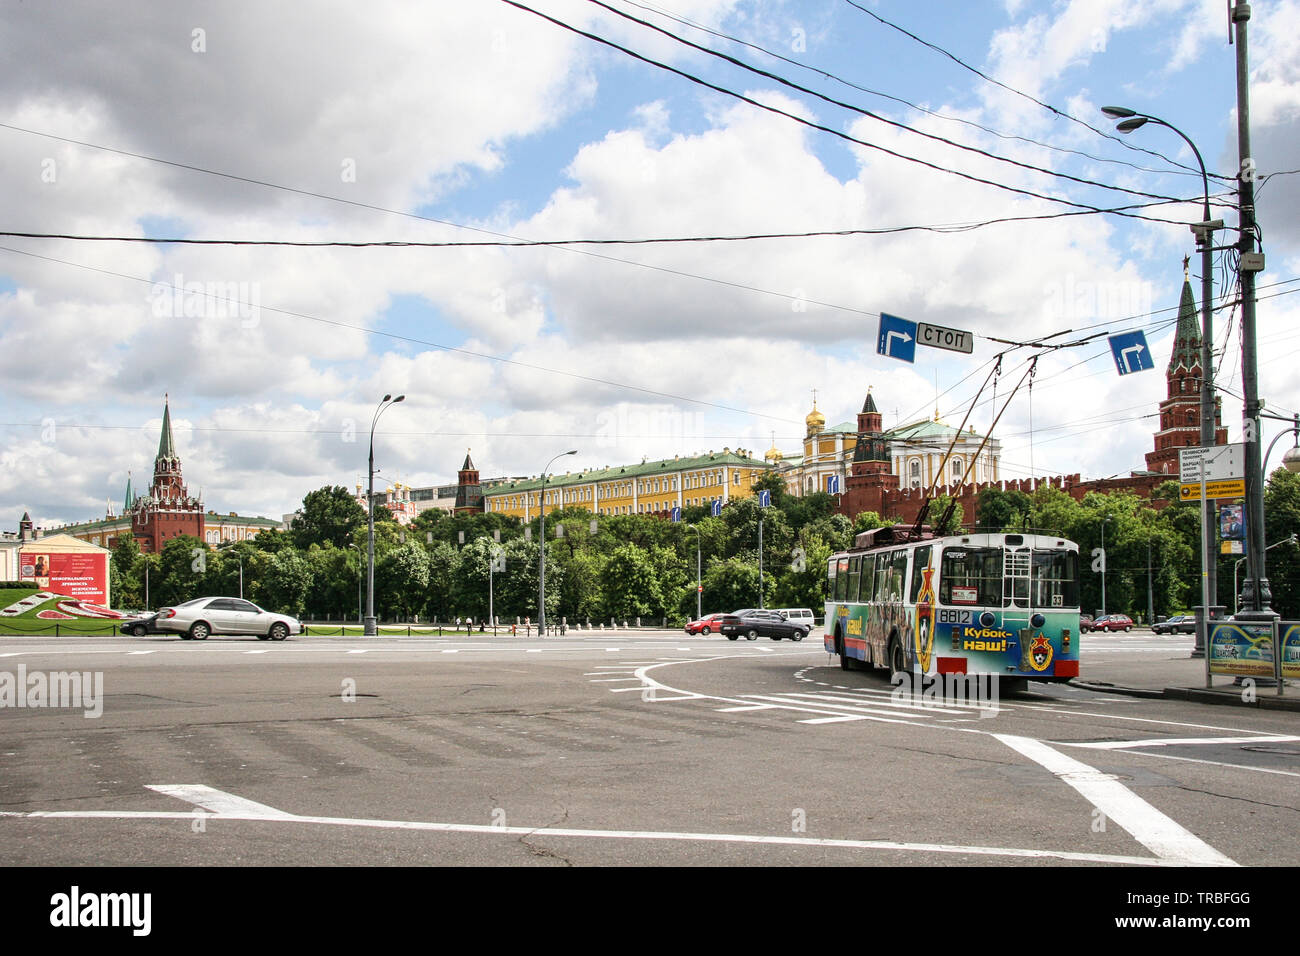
xmin=1169 ymin=279 xmax=1201 ymax=371
xmin=156 ymin=397 xmax=177 ymax=461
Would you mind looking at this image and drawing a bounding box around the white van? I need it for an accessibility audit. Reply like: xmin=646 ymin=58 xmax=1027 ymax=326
xmin=776 ymin=608 xmax=816 ymax=629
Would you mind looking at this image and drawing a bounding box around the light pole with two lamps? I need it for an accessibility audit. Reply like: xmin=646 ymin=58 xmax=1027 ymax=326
xmin=364 ymin=394 xmax=404 ymax=636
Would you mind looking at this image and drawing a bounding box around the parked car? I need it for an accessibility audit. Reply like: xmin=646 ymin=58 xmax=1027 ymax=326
xmin=685 ymin=613 xmax=735 ymax=636
xmin=152 ymin=597 xmax=303 ymax=641
xmin=1153 ymin=614 xmax=1197 ymax=635
xmin=1092 ymin=614 xmax=1134 ymax=633
xmin=1079 ymin=614 xmax=1094 ymax=634
xmin=122 ymin=611 xmax=161 ymax=637
xmin=720 ymin=609 xmax=810 ymax=642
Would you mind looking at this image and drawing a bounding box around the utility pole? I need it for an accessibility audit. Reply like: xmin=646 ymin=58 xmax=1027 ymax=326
xmin=1233 ymin=0 xmax=1272 ymax=621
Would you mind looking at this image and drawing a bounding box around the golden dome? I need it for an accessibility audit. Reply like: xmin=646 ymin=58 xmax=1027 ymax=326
xmin=765 ymin=444 xmax=783 ymax=463
xmin=805 ymin=401 xmax=826 ymax=435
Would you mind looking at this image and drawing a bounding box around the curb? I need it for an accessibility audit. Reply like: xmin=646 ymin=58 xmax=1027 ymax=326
xmin=1163 ymin=685 xmax=1300 ymax=712
xmin=1068 ymin=680 xmax=1165 ymax=700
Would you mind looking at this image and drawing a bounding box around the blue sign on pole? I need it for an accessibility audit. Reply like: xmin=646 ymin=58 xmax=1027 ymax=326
xmin=711 ymin=499 xmax=722 ymax=517
xmin=877 ymin=313 xmax=917 ymax=364
xmin=1107 ymin=331 xmax=1154 ymax=376
xmin=757 ymin=490 xmax=771 ymax=508
xmin=827 ymin=475 xmax=842 ymax=494
xmin=670 ymin=506 xmax=682 ymax=523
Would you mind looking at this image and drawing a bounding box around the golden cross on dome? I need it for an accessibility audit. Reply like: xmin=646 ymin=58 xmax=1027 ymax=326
xmin=1183 ymin=254 xmax=1190 ymax=278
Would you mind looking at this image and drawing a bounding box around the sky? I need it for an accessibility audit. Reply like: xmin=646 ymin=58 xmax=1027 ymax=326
xmin=2 ymin=0 xmax=1298 ymax=529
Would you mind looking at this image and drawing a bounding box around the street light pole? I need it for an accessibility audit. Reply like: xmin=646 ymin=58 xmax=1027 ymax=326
xmin=538 ymin=449 xmax=577 ymax=636
xmin=1103 ymin=105 xmax=1223 ymax=647
xmin=364 ymin=394 xmax=404 ymax=636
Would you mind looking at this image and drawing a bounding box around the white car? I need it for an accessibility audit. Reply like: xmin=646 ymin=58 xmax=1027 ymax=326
xmin=154 ymin=597 xmax=303 ymax=641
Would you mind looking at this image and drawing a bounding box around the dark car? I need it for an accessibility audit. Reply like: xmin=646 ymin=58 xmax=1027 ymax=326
xmin=720 ymin=609 xmax=810 ymax=642
xmin=1153 ymin=614 xmax=1197 ymax=635
xmin=685 ymin=613 xmax=735 ymax=636
xmin=1092 ymin=614 xmax=1134 ymax=633
xmin=1079 ymin=614 xmax=1094 ymax=634
xmin=122 ymin=611 xmax=161 ymax=637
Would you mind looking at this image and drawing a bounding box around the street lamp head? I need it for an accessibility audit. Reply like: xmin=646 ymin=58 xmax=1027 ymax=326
xmin=1283 ymin=444 xmax=1300 ymax=474
xmin=564 ymin=449 xmax=577 ymax=456
xmin=1101 ymin=105 xmax=1137 ymax=119
xmin=1115 ymin=116 xmax=1149 ymax=134
xmin=382 ymin=394 xmax=392 ymax=402
xmin=393 ymin=395 xmax=405 ymax=403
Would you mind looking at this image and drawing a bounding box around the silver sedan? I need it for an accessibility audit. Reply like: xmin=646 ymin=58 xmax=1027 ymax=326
xmin=153 ymin=597 xmax=303 ymax=641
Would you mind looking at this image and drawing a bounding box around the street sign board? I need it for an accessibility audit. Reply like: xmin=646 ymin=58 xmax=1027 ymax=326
xmin=916 ymin=322 xmax=974 ymax=354
xmin=1179 ymin=444 xmax=1244 ymax=484
xmin=1179 ymin=479 xmax=1246 ymax=501
xmin=877 ymin=313 xmax=917 ymax=364
xmin=1107 ymin=330 xmax=1154 ymax=375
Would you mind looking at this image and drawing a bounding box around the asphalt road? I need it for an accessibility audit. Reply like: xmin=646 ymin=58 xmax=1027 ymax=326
xmin=0 ymin=629 xmax=1295 ymax=870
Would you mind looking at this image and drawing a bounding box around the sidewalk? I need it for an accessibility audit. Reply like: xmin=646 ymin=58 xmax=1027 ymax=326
xmin=1069 ymin=637 xmax=1300 ymax=712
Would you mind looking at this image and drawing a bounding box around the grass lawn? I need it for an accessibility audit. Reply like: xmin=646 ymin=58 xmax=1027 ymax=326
xmin=0 ymin=587 xmax=128 ymax=635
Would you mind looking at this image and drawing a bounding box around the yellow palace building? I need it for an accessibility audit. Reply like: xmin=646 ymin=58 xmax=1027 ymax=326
xmin=483 ymin=448 xmax=773 ymax=519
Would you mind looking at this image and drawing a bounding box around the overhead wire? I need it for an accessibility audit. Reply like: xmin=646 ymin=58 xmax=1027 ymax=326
xmin=497 ymin=0 xmax=1208 ymax=227
xmin=840 ymin=0 xmax=1231 ymax=182
xmin=612 ymin=0 xmax=1218 ymax=183
xmin=583 ymin=0 xmax=1220 ymax=210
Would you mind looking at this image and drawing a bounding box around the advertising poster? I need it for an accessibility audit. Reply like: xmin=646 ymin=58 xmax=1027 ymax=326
xmin=1280 ymin=622 xmax=1300 ymax=680
xmin=1208 ymin=620 xmax=1275 ymax=678
xmin=18 ymin=551 xmax=109 ymax=606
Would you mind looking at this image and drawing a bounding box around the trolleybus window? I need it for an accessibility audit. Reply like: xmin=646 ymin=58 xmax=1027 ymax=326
xmin=908 ymin=545 xmax=933 ymax=602
xmin=1032 ymin=550 xmax=1079 ymax=608
xmin=939 ymin=547 xmax=1001 ymax=606
xmin=832 ymin=556 xmax=849 ymax=602
xmin=847 ymin=555 xmax=861 ymax=604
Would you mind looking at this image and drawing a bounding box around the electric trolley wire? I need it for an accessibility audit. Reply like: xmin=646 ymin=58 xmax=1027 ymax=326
xmin=497 ymin=0 xmax=1208 ymax=227
xmin=840 ymin=0 xmax=1232 ymax=183
xmin=582 ymin=0 xmax=1220 ymax=210
xmin=612 ymin=0 xmax=1217 ymax=184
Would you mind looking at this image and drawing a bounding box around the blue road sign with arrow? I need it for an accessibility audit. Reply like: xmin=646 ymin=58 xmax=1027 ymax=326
xmin=1108 ymin=330 xmax=1154 ymax=375
xmin=877 ymin=313 xmax=917 ymax=364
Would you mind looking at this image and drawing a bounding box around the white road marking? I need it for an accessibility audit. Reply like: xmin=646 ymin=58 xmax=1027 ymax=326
xmin=0 ymin=784 xmax=1181 ymax=867
xmin=146 ymin=784 xmax=296 ymax=819
xmin=1067 ymin=734 xmax=1300 ymax=751
xmin=993 ymin=734 xmax=1237 ymax=867
xmin=347 ymin=650 xmax=368 ymax=655
xmin=243 ymin=650 xmax=270 ymax=655
xmin=126 ymin=651 xmax=155 ymax=655
xmin=799 ymin=715 xmax=870 ymax=724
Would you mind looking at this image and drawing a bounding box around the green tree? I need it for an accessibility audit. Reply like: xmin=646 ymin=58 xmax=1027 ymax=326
xmin=602 ymin=544 xmax=661 ymax=621
xmin=154 ymin=536 xmax=212 ymax=607
xmin=259 ymin=549 xmax=313 ymax=617
xmin=975 ymin=487 xmax=1033 ymax=531
xmin=290 ymin=486 xmax=367 ymax=550
xmin=375 ymin=542 xmax=431 ymax=620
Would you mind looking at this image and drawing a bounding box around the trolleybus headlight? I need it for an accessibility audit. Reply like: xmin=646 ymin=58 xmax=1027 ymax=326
xmin=978 ymin=611 xmax=996 ymax=628
xmin=1030 ymin=613 xmax=1045 ymax=629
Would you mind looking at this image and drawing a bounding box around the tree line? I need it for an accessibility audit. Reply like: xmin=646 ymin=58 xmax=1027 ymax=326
xmin=105 ymin=470 xmax=1300 ymax=623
